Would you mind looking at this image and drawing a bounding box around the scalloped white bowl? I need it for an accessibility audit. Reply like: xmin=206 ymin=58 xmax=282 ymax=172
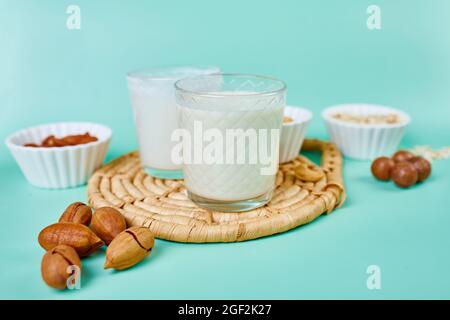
xmin=5 ymin=122 xmax=112 ymax=189
xmin=322 ymin=104 xmax=410 ymax=160
xmin=280 ymin=106 xmax=313 ymax=163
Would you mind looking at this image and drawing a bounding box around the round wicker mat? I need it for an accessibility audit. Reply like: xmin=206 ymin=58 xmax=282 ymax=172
xmin=87 ymin=139 xmax=345 ymax=243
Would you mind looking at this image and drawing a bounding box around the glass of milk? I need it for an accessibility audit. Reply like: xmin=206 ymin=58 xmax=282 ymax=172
xmin=175 ymin=74 xmax=286 ymax=212
xmin=127 ymin=66 xmax=220 ymax=179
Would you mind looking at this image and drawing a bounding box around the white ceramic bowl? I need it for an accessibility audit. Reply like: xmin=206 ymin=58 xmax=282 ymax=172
xmin=322 ymin=104 xmax=410 ymax=160
xmin=279 ymin=106 xmax=313 ymax=163
xmin=5 ymin=122 xmax=112 ymax=189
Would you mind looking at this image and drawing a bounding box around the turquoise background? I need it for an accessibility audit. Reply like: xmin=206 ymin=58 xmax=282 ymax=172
xmin=1 ymin=0 xmax=449 ymax=299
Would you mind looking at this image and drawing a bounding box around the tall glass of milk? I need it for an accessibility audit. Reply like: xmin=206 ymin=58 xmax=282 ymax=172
xmin=127 ymin=66 xmax=220 ymax=179
xmin=175 ymin=74 xmax=286 ymax=212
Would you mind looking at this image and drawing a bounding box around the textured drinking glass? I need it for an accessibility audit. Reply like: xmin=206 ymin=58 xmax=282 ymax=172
xmin=175 ymin=74 xmax=286 ymax=212
xmin=127 ymin=66 xmax=220 ymax=179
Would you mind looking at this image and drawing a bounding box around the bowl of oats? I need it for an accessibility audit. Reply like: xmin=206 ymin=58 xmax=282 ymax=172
xmin=322 ymin=104 xmax=410 ymax=160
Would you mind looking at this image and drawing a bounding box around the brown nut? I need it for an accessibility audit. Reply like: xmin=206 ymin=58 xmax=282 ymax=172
xmin=77 ymin=133 xmax=98 ymax=144
xmin=41 ymin=245 xmax=81 ymax=290
xmin=392 ymin=161 xmax=418 ymax=188
xmin=59 ymin=202 xmax=92 ymax=226
xmin=42 ymin=135 xmax=68 ymax=148
xmin=392 ymin=150 xmax=415 ymax=163
xmin=38 ymin=223 xmax=104 ymax=257
xmin=371 ymin=157 xmax=395 ymax=181
xmin=24 ymin=143 xmax=39 ymax=147
xmin=410 ymin=156 xmax=431 ymax=182
xmin=283 ymin=116 xmax=294 ymax=123
xmin=63 ymin=133 xmax=98 ymax=146
xmin=91 ymin=207 xmax=127 ymax=245
xmin=62 ymin=135 xmax=84 ymax=145
xmin=104 ymin=227 xmax=154 ymax=270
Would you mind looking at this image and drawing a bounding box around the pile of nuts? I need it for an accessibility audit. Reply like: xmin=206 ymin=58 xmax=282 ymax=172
xmin=25 ymin=132 xmax=98 ymax=148
xmin=38 ymin=202 xmax=155 ymax=290
xmin=371 ymin=150 xmax=432 ymax=188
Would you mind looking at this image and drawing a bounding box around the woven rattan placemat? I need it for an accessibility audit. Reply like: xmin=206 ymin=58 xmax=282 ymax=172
xmin=88 ymin=139 xmax=345 ymax=243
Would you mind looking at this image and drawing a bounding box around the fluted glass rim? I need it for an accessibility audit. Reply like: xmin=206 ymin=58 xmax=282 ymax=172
xmin=175 ymin=73 xmax=287 ymax=98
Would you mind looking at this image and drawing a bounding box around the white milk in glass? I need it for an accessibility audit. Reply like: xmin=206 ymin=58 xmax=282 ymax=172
xmin=175 ymin=74 xmax=286 ymax=212
xmin=127 ymin=66 xmax=220 ymax=179
xmin=178 ymin=100 xmax=284 ymax=201
xmin=128 ymin=83 xmax=178 ymax=170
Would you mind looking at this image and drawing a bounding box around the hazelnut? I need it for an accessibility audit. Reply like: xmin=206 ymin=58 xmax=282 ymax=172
xmin=410 ymin=156 xmax=431 ymax=182
xmin=91 ymin=207 xmax=127 ymax=245
xmin=392 ymin=150 xmax=415 ymax=163
xmin=391 ymin=161 xmax=418 ymax=188
xmin=59 ymin=202 xmax=92 ymax=226
xmin=371 ymin=157 xmax=395 ymax=181
xmin=41 ymin=245 xmax=81 ymax=290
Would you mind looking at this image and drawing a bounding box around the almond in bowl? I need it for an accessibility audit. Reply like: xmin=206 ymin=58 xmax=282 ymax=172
xmin=322 ymin=104 xmax=411 ymax=160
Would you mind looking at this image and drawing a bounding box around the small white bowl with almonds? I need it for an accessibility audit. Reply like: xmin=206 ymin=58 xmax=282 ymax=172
xmin=280 ymin=106 xmax=313 ymax=163
xmin=5 ymin=122 xmax=112 ymax=189
xmin=322 ymin=104 xmax=411 ymax=160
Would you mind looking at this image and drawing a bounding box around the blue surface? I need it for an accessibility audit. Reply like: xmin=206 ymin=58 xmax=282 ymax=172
xmin=0 ymin=0 xmax=449 ymax=299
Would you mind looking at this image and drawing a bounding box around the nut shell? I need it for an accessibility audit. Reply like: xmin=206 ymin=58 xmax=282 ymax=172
xmin=104 ymin=227 xmax=154 ymax=270
xmin=38 ymin=223 xmax=104 ymax=257
xmin=392 ymin=150 xmax=415 ymax=163
xmin=371 ymin=157 xmax=395 ymax=181
xmin=41 ymin=245 xmax=81 ymax=290
xmin=392 ymin=161 xmax=418 ymax=188
xmin=410 ymin=156 xmax=431 ymax=182
xmin=59 ymin=202 xmax=92 ymax=226
xmin=91 ymin=207 xmax=127 ymax=245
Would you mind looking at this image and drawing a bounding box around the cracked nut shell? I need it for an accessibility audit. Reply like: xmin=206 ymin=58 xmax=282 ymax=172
xmin=59 ymin=202 xmax=92 ymax=226
xmin=104 ymin=227 xmax=154 ymax=270
xmin=41 ymin=245 xmax=81 ymax=290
